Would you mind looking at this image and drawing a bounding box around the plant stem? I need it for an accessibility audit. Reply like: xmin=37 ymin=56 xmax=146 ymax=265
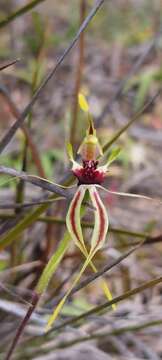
xmin=52 ymin=318 xmax=162 ymax=350
xmin=103 ymin=88 xmax=162 ymax=154
xmin=5 ymin=292 xmax=39 ymax=360
xmin=0 ymin=86 xmax=45 ymax=177
xmin=70 ymin=0 xmax=86 ymax=145
xmin=0 ymin=59 xmax=19 ymax=71
xmin=52 ymin=275 xmax=162 ymax=332
xmin=0 ymin=0 xmax=47 ymax=29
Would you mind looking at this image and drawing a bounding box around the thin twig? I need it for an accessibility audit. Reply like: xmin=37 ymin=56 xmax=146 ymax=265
xmin=0 ymin=0 xmax=105 ymax=154
xmin=0 ymin=211 xmax=155 ymax=241
xmin=15 ymin=317 xmax=162 ymax=358
xmin=5 ymin=292 xmax=39 ymax=360
xmin=0 ymin=166 xmax=71 ymax=199
xmin=53 ymin=319 xmax=162 ymax=350
xmin=0 ymin=59 xmax=20 ymax=71
xmin=52 ymin=275 xmax=162 ymax=332
xmin=102 ymin=88 xmax=162 ymax=154
xmin=70 ymin=0 xmax=86 ymax=144
xmin=96 ymin=29 xmax=162 ymax=125
xmin=47 ymin=241 xmax=143 ymax=308
xmin=0 ymin=199 xmax=62 ymax=210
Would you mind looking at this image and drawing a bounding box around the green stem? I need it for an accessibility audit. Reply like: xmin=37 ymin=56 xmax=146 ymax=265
xmin=0 ymin=0 xmax=47 ymax=29
xmin=0 ymin=213 xmax=148 ymax=238
xmin=36 ymin=233 xmax=70 ymax=294
xmin=53 ymin=318 xmax=162 ymax=350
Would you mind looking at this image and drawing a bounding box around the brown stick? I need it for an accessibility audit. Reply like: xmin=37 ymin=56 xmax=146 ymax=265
xmin=0 ymin=87 xmax=45 ymax=178
xmin=0 ymin=59 xmax=20 ymax=71
xmin=5 ymin=292 xmax=39 ymax=360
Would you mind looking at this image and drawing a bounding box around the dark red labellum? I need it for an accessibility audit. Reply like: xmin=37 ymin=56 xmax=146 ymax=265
xmin=73 ymin=160 xmax=105 ymax=185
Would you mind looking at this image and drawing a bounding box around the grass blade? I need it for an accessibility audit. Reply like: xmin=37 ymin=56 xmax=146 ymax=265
xmin=36 ymin=233 xmax=70 ymax=294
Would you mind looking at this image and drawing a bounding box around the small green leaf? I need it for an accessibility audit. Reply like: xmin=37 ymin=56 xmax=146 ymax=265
xmin=0 ymin=197 xmax=56 ymax=250
xmin=107 ymin=147 xmax=121 ymax=166
xmin=66 ymin=142 xmax=74 ymax=161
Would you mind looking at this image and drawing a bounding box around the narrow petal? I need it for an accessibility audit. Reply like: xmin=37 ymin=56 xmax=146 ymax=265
xmin=66 ymin=185 xmax=87 ymax=253
xmin=101 ymin=279 xmax=116 ymax=310
xmin=90 ymin=262 xmax=116 ymax=310
xmin=97 ymin=185 xmax=162 ymax=204
xmin=89 ymin=186 xmax=109 ymax=255
xmin=78 ymin=93 xmax=89 ymax=113
xmin=45 ymin=186 xmax=115 ymax=330
xmin=87 ymin=188 xmax=115 ymax=308
xmin=66 ymin=186 xmax=115 ymax=314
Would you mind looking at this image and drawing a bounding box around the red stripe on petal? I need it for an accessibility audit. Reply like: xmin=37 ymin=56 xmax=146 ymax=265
xmin=70 ymin=190 xmax=82 ymax=244
xmin=94 ymin=191 xmax=105 ymax=244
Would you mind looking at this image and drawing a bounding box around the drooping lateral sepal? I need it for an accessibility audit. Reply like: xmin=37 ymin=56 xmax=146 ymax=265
xmin=89 ymin=186 xmax=109 ymax=255
xmin=45 ymin=185 xmax=114 ymax=330
xmin=66 ymin=185 xmax=87 ymax=254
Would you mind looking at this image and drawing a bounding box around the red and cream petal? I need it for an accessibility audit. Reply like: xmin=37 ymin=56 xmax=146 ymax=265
xmin=66 ymin=185 xmax=87 ymax=253
xmin=89 ymin=185 xmax=109 ymax=255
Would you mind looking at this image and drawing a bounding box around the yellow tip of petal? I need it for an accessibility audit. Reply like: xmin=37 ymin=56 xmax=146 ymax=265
xmin=44 ymin=323 xmax=51 ymax=333
xmin=101 ymin=280 xmax=117 ymax=311
xmin=78 ymin=93 xmax=89 ymax=113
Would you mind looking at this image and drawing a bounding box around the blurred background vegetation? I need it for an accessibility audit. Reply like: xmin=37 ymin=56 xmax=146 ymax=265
xmin=0 ymin=1 xmax=162 ymax=359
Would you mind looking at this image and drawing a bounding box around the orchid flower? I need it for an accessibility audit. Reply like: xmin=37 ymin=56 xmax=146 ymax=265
xmin=46 ymin=94 xmax=120 ymax=331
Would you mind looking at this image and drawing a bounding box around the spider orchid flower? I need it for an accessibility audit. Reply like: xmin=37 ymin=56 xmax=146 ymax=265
xmin=66 ymin=94 xmax=121 ymax=260
xmin=46 ymin=94 xmax=121 ymax=331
